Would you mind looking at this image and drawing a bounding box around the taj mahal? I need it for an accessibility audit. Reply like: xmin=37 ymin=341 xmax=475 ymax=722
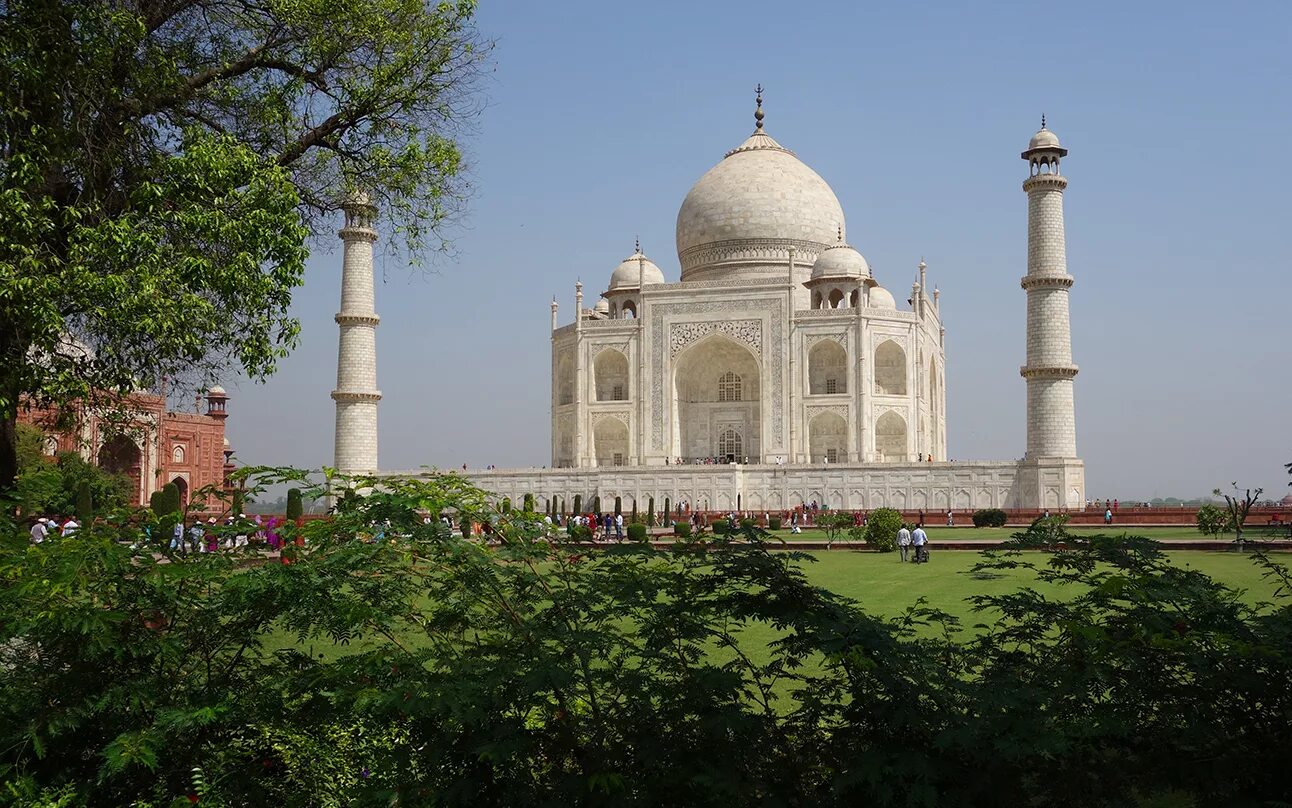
xmin=331 ymin=92 xmax=1086 ymax=512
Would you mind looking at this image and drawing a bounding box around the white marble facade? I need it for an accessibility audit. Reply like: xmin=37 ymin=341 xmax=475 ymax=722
xmin=376 ymin=98 xmax=1085 ymax=510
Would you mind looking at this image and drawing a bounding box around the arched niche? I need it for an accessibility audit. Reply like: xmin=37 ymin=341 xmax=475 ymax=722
xmin=594 ymin=349 xmax=629 ymax=401
xmin=928 ymin=358 xmax=940 ymax=459
xmin=809 ymin=411 xmax=848 ymax=463
xmin=672 ymin=334 xmax=761 ymax=462
xmin=556 ymin=352 xmax=574 ymax=405
xmin=874 ymin=340 xmax=907 ymax=396
xmin=875 ymin=411 xmax=907 ymax=462
xmin=621 ymin=299 xmax=637 ymax=319
xmin=98 ymin=434 xmax=142 ymax=502
xmin=594 ymin=417 xmax=629 ymax=467
xmin=828 ymin=288 xmax=845 ymax=308
xmin=808 ymin=340 xmax=847 ymax=395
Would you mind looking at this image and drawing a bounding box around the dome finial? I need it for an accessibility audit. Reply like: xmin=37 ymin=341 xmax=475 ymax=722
xmin=754 ymin=84 xmax=765 ymax=130
xmin=1040 ymin=113 xmax=1047 ymax=130
xmin=635 ymin=234 xmax=640 ymax=253
xmin=837 ymin=224 xmax=843 ymax=243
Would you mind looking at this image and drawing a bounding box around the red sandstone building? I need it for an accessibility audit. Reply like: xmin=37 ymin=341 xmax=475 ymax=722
xmin=19 ymin=386 xmax=235 ymax=510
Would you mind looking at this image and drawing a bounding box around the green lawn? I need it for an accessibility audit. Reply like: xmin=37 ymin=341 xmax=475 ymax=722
xmin=264 ymin=548 xmax=1284 ymax=664
xmin=762 ymin=525 xmax=1235 ymax=542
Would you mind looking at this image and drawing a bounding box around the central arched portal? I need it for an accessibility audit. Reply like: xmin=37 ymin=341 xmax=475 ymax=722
xmin=672 ymin=335 xmax=761 ymax=462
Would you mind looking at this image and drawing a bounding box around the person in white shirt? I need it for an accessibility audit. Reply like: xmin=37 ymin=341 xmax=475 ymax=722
xmin=897 ymin=525 xmax=912 ymax=562
xmin=912 ymin=525 xmax=929 ymax=563
xmin=60 ymin=518 xmax=79 ymax=537
xmin=30 ymin=517 xmax=49 ymax=544
xmin=614 ymin=513 xmax=624 ymax=541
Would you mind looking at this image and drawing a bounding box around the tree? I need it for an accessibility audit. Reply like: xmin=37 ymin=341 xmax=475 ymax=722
xmin=522 ymin=493 xmax=534 ymax=512
xmin=1215 ymin=483 xmax=1263 ymax=547
xmin=285 ymin=488 xmax=303 ymax=521
xmin=816 ymin=511 xmax=853 ymax=547
xmin=647 ymin=497 xmax=655 ymax=527
xmin=572 ymin=494 xmax=582 ymax=516
xmin=864 ymin=508 xmax=904 ymax=551
xmin=0 ymin=0 xmax=491 ymax=493
xmin=74 ymin=481 xmax=93 ymax=524
xmin=1196 ymin=503 xmax=1229 ymax=538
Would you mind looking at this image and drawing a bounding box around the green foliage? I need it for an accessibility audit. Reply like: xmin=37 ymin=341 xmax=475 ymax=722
xmin=1195 ymin=503 xmax=1229 ymax=538
xmin=500 ymin=497 xmax=511 ymax=513
xmin=630 ymin=499 xmax=637 ymax=523
xmin=816 ymin=511 xmax=853 ymax=546
xmin=614 ymin=496 xmax=622 ymax=516
xmin=572 ymin=494 xmax=582 ymax=516
xmin=647 ymin=497 xmax=655 ymax=527
xmin=522 ymin=493 xmax=534 ymax=512
xmin=664 ymin=497 xmax=671 ymax=520
xmin=13 ymin=430 xmax=131 ymax=517
xmin=972 ymin=508 xmax=1009 ymax=528
xmin=591 ymin=495 xmax=601 ymax=515
xmin=3 ymin=469 xmax=1291 ymax=806
xmin=740 ymin=518 xmax=756 ymax=530
xmin=73 ymin=482 xmax=92 ymax=524
xmin=673 ymin=521 xmax=692 ymax=538
xmin=768 ymin=516 xmax=782 ymax=530
xmin=156 ymin=482 xmax=181 ymax=516
xmin=0 ymin=0 xmax=490 ymax=492
xmin=285 ymin=488 xmax=303 ymax=521
xmin=626 ymin=523 xmax=647 ymax=542
xmin=864 ymin=508 xmax=903 ymax=551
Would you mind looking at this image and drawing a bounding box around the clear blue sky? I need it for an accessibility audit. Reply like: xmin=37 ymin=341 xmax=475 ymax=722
xmin=224 ymin=0 xmax=1291 ymax=500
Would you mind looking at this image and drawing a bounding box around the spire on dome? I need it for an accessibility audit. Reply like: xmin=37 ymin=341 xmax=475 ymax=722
xmin=837 ymin=224 xmax=843 ymax=243
xmin=754 ymin=84 xmax=764 ymax=130
xmin=1041 ymin=113 xmax=1047 ymax=130
xmin=635 ymin=235 xmax=640 ymax=253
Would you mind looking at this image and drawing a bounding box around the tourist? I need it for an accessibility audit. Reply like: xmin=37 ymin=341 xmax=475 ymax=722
xmin=188 ymin=519 xmax=204 ymax=553
xmin=1113 ymin=498 xmax=1119 ymax=511
xmin=170 ymin=521 xmax=184 ymax=552
xmin=1105 ymin=507 xmax=1113 ymax=525
xmin=615 ymin=512 xmax=624 ymax=540
xmin=29 ymin=517 xmax=49 ymax=544
xmin=912 ymin=523 xmax=929 ymax=563
xmin=946 ymin=510 xmax=953 ymax=526
xmin=897 ymin=524 xmax=911 ymax=562
xmin=61 ymin=517 xmax=79 ymax=537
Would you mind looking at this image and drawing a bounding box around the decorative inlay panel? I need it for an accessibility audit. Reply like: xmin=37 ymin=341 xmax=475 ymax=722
xmin=806 ymin=404 xmax=849 ymax=419
xmin=804 ymin=333 xmax=847 ymax=347
xmin=669 ymin=320 xmax=762 ymax=357
xmin=591 ymin=411 xmax=630 ymax=427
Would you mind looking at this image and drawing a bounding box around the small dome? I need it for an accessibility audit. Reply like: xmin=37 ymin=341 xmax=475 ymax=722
xmin=868 ymin=285 xmax=896 ymax=309
xmin=1028 ymin=128 xmax=1061 ymax=150
xmin=593 ymin=298 xmax=610 ymax=313
xmin=207 ymin=385 xmax=227 ymax=396
xmin=811 ymin=240 xmax=870 ymax=280
xmin=608 ymin=250 xmax=666 ymax=291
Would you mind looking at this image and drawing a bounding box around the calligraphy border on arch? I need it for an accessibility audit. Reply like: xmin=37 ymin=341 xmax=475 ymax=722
xmin=650 ymin=300 xmax=784 ymax=450
xmin=669 ymin=320 xmax=762 ymax=358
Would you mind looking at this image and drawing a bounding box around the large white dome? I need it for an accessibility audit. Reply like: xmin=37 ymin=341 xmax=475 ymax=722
xmin=675 ymin=129 xmax=845 ymax=282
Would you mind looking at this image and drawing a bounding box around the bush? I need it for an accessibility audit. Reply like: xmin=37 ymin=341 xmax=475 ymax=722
xmin=864 ymin=508 xmax=903 ymax=551
xmin=74 ymin=481 xmax=93 ymax=523
xmin=647 ymin=498 xmax=655 ymax=527
xmin=739 ymin=518 xmax=756 ymax=531
xmin=285 ymin=488 xmax=303 ymax=521
xmin=1196 ymin=503 xmax=1229 ymax=538
xmin=523 ymin=493 xmax=534 ymax=512
xmin=768 ymin=516 xmax=782 ymax=530
xmin=568 ymin=524 xmax=592 ymax=541
xmin=673 ymin=522 xmax=692 ymax=538
xmin=572 ymin=494 xmax=582 ymax=515
xmin=972 ymin=508 xmax=1008 ymax=528
xmin=626 ymin=523 xmax=647 ymax=541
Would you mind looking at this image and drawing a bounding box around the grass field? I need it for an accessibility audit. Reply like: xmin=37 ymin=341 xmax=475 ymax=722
xmin=741 ymin=525 xmax=1236 ymax=542
xmin=265 ymin=548 xmax=1286 ymax=663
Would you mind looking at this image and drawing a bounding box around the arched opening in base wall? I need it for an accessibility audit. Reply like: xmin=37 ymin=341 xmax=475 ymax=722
xmin=875 ymin=411 xmax=908 ymax=462
xmin=98 ymin=434 xmax=142 ymax=503
xmin=808 ymin=412 xmax=848 ymax=463
xmin=672 ymin=335 xmax=761 ymax=462
xmin=593 ymin=418 xmax=629 ymax=467
xmin=171 ymin=476 xmax=189 ymax=509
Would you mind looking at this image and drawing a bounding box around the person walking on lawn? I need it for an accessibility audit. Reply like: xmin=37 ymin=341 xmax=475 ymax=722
xmin=897 ymin=524 xmax=912 ymax=562
xmin=912 ymin=524 xmax=929 ymax=563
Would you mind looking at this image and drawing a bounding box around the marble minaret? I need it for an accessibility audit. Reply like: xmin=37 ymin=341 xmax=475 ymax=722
xmin=332 ymin=192 xmax=382 ymax=474
xmin=1020 ymin=118 xmax=1078 ymax=459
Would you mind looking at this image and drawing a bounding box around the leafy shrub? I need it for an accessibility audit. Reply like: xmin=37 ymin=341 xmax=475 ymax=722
xmin=627 ymin=523 xmax=647 ymax=542
xmin=972 ymin=508 xmax=1008 ymax=528
xmin=568 ymin=524 xmax=592 ymax=541
xmin=6 ymin=468 xmax=1292 ymax=807
xmin=768 ymin=516 xmax=782 ymax=530
xmin=739 ymin=518 xmax=755 ymax=531
xmin=523 ymin=493 xmax=534 ymax=512
xmin=1196 ymin=503 xmax=1229 ymax=537
xmin=864 ymin=508 xmax=903 ymax=551
xmin=285 ymin=488 xmax=303 ymax=521
xmin=673 ymin=522 xmax=692 ymax=538
xmin=712 ymin=521 xmax=730 ymax=536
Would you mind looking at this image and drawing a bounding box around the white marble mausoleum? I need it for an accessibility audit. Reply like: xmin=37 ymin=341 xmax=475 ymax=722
xmin=338 ymin=93 xmax=1087 ymax=512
